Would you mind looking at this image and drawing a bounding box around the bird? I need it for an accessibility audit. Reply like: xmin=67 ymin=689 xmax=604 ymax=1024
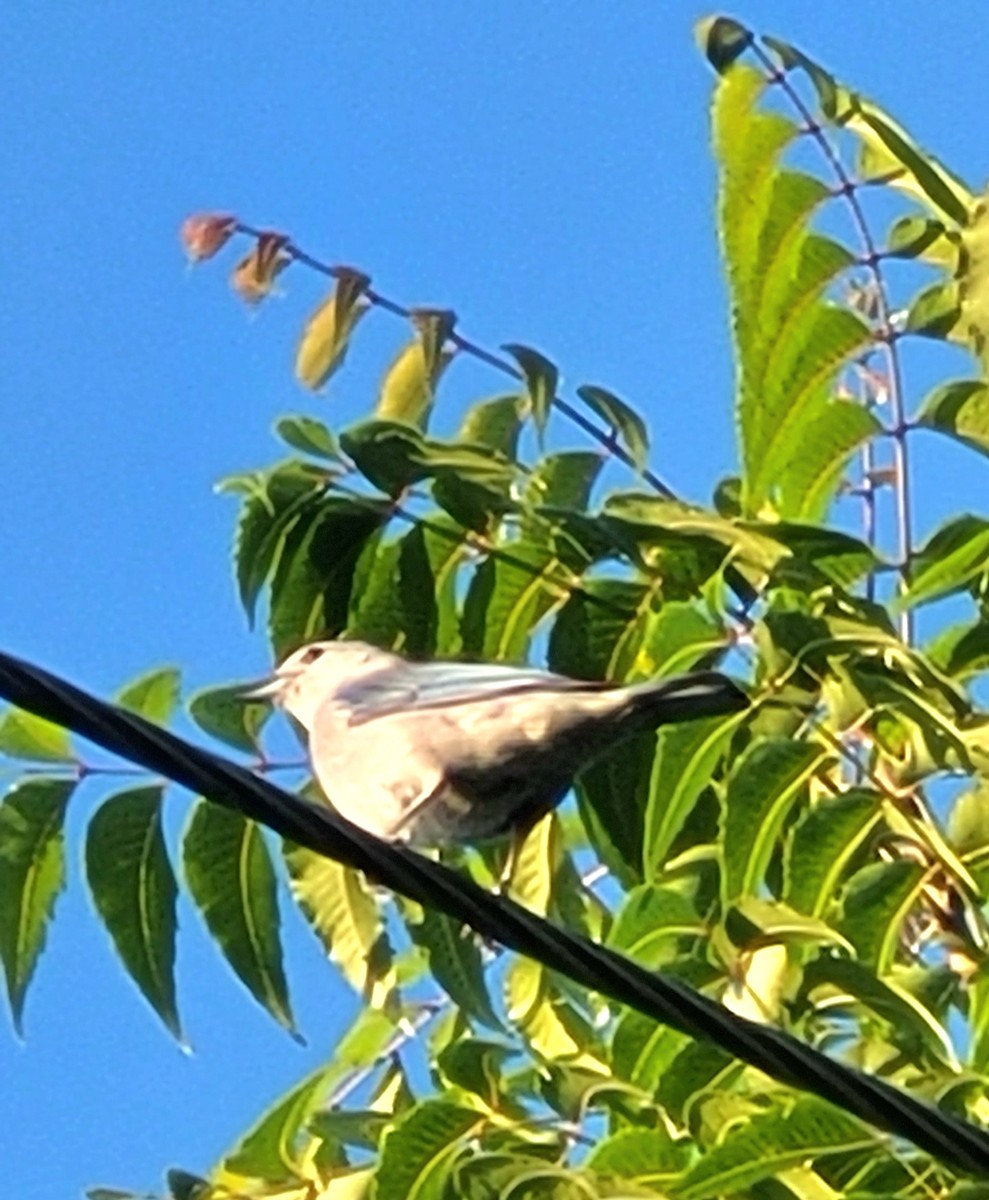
xmin=246 ymin=639 xmax=748 ymax=879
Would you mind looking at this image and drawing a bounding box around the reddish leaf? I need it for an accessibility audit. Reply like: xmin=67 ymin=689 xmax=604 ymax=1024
xmin=179 ymin=212 xmax=237 ymax=262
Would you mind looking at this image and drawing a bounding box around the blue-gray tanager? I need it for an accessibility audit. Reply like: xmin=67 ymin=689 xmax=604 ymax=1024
xmin=248 ymin=640 xmax=747 ymax=864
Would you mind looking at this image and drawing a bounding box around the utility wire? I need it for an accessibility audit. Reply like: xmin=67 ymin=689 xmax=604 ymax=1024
xmin=0 ymin=648 xmax=986 ymax=1174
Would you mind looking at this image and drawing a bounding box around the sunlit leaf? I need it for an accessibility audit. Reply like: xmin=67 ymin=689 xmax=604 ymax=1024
xmin=230 ymin=231 xmax=290 ymax=305
xmin=183 ymin=801 xmax=296 ymax=1036
xmin=403 ymin=902 xmax=499 ymax=1029
xmin=295 ymin=268 xmax=370 ymax=391
xmin=917 ymin=379 xmax=989 ymax=461
xmin=187 ymin=682 xmax=271 ymax=756
xmin=907 ymin=279 xmax=963 ymax=341
xmin=219 ymin=458 xmax=330 ymax=624
xmin=115 ymin=666 xmax=180 ymax=724
xmin=721 ymin=739 xmax=830 ymax=902
xmin=0 ymin=778 xmax=73 ymax=1033
xmin=84 ymin=787 xmax=181 ymax=1040
xmin=607 ymin=885 xmax=702 ymax=968
xmin=502 ymin=343 xmax=558 ymax=444
xmin=710 ymin=63 xmax=875 ymax=517
xmin=285 ymin=846 xmax=393 ymax=1004
xmin=838 ymin=860 xmax=925 ymax=972
xmin=674 ymin=1097 xmax=879 ymax=1199
xmin=220 ymin=1064 xmax=339 ymax=1186
xmin=586 ymin=1125 xmax=689 ymax=1180
xmin=268 ymin=497 xmax=389 ymax=657
xmin=783 ymin=790 xmax=880 ymax=917
xmin=377 ymin=314 xmax=455 ymax=429
xmin=900 ymin=514 xmax=989 ymax=609
xmin=374 ymin=1101 xmax=480 ymax=1200
xmin=806 ymin=955 xmax=958 ymax=1066
xmin=645 ymin=711 xmax=745 ymax=878
xmin=274 ymin=414 xmax=341 ymax=461
xmin=0 ymin=707 xmax=73 ymax=763
xmin=458 ymin=394 xmax=523 ymax=459
xmin=397 ymin=517 xmax=467 ymax=657
xmin=575 ymin=384 xmax=650 ymax=471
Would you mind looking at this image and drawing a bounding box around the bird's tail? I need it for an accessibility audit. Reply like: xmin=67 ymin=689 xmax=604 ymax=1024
xmin=624 ymin=670 xmax=748 ymax=729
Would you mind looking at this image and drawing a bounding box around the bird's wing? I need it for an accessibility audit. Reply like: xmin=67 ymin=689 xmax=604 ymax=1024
xmin=338 ymin=661 xmax=605 ymax=725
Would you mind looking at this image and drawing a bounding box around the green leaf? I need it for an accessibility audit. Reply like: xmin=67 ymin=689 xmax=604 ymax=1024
xmin=377 ymin=326 xmax=452 ymax=429
xmin=675 ymin=1097 xmax=878 ymax=1200
xmin=927 ymin=619 xmax=989 ymax=680
xmin=838 ymin=860 xmax=925 ymax=973
xmin=187 ymin=682 xmax=272 ymax=756
xmin=274 ymin=414 xmax=340 ymax=461
xmin=695 ymin=15 xmax=752 ymax=73
xmin=0 ymin=707 xmax=73 ymax=762
xmin=602 ymin=494 xmax=784 ymax=575
xmin=284 ymin=846 xmax=392 ymax=1002
xmin=84 ymin=787 xmax=181 ymax=1040
xmin=783 ymin=790 xmax=880 ymax=916
xmin=164 ymin=1171 xmax=213 ymax=1200
xmin=268 ymin=497 xmax=389 ymax=657
xmin=762 ymin=36 xmax=838 ymax=115
xmin=763 ymin=522 xmax=877 ymax=588
xmin=725 ymin=896 xmax=852 ymax=954
xmin=341 ymin=419 xmax=516 ymax=500
xmin=183 ymin=801 xmax=296 ymax=1036
xmin=375 ymin=1101 xmax=480 ymax=1200
xmin=721 ymin=739 xmax=829 ymax=903
xmin=644 ymin=710 xmax=745 ymax=879
xmin=221 ymin=1063 xmax=339 ymax=1184
xmin=397 ymin=517 xmax=467 ymax=657
xmin=548 ymin=579 xmax=647 ymax=681
xmin=843 ymin=92 xmax=973 ymax=226
xmin=457 ymin=394 xmax=523 ymax=459
xmin=221 ymin=458 xmax=329 ymax=624
xmin=710 ymin=64 xmax=875 ymax=517
xmin=772 ymin=401 xmax=882 ymax=523
xmin=0 ymin=778 xmax=73 ymax=1033
xmin=575 ymin=734 xmax=654 ymax=890
xmin=585 ymin=1125 xmax=689 ymax=1179
xmin=900 ymin=514 xmax=989 ymax=609
xmin=917 ymin=379 xmax=989 ymax=461
xmin=575 ymin=384 xmax=650 ymax=471
xmin=958 ymin=194 xmax=989 ymax=372
xmin=114 ymin=666 xmax=180 ymax=724
xmin=887 ymin=214 xmax=959 ymax=265
xmin=294 ymin=269 xmax=370 ymax=392
xmin=502 ymin=343 xmax=558 ymax=444
xmin=640 ymin=602 xmax=727 ymax=677
xmin=607 ymin=885 xmax=703 ymax=967
xmin=348 ymin=536 xmax=404 ymax=647
xmin=403 ymin=903 xmax=500 ymax=1029
xmin=461 ymin=542 xmax=565 ymax=663
xmin=907 ymin=280 xmax=963 ymax=340
xmin=436 ymin=1038 xmax=514 ymax=1105
xmin=806 ymin=956 xmax=957 ymax=1066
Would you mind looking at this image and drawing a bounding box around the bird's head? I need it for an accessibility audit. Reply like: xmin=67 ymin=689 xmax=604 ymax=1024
xmin=243 ymin=639 xmax=396 ymax=728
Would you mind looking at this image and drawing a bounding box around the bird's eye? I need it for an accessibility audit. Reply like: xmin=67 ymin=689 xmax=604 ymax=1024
xmin=299 ymin=646 xmax=325 ymax=665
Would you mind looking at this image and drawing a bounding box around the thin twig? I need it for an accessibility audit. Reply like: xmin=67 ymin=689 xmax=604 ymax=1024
xmin=233 ymin=222 xmax=677 ymax=500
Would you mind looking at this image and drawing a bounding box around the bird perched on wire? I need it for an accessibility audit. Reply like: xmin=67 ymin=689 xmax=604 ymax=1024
xmin=247 ymin=639 xmax=747 ymax=879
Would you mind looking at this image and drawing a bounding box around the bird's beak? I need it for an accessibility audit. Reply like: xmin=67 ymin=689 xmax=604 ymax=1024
xmin=240 ymin=676 xmax=283 ymax=701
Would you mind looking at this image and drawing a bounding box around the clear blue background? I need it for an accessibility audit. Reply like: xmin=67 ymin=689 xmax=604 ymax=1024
xmin=2 ymin=6 xmax=988 ymax=1195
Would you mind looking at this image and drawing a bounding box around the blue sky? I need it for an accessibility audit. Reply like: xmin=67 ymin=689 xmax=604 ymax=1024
xmin=3 ymin=5 xmax=989 ymax=1196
